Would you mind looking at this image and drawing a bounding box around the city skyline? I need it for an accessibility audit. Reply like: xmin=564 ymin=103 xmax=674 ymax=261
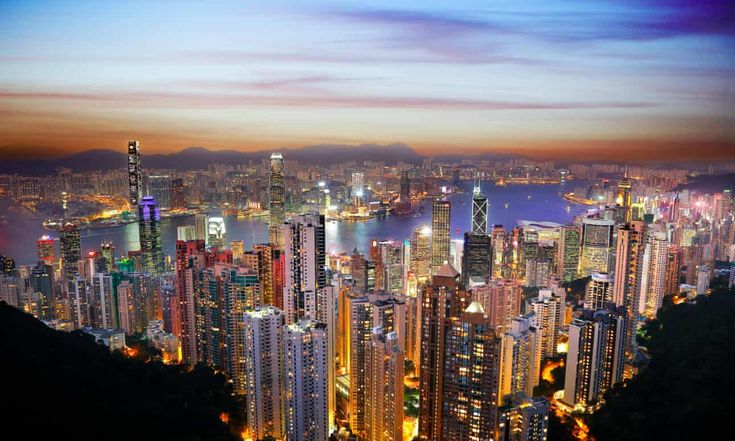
xmin=1 ymin=0 xmax=734 ymax=161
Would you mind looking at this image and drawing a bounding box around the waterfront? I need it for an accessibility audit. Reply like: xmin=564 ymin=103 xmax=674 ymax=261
xmin=0 ymin=181 xmax=584 ymax=265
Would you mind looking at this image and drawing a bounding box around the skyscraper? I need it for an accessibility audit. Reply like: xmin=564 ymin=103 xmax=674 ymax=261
xmin=585 ymin=272 xmax=613 ymax=310
xmin=127 ymin=140 xmax=142 ymax=206
xmin=639 ymin=231 xmax=669 ymax=318
xmin=283 ymin=212 xmax=326 ymax=323
xmin=365 ymin=329 xmax=404 ymax=441
xmin=529 ymin=288 xmax=565 ymax=360
xmin=617 ymin=169 xmax=632 ymax=223
xmin=176 ymin=239 xmax=206 ymax=364
xmin=442 ymin=301 xmax=500 ymax=440
xmin=243 ymin=306 xmax=285 ymax=440
xmin=207 ymin=216 xmax=227 ymax=250
xmin=498 ymin=313 xmax=541 ymax=404
xmin=269 ymin=153 xmax=285 ymax=246
xmin=562 ymin=306 xmax=626 ymax=412
xmin=138 ymin=196 xmax=164 ymax=275
xmin=498 ymin=394 xmax=550 ymax=441
xmin=430 ymin=198 xmax=451 ymax=275
xmin=612 ymin=221 xmax=645 ymax=359
xmin=472 ymin=278 xmax=522 ymax=336
xmin=579 ymin=219 xmax=615 ymax=277
xmin=36 ymin=235 xmax=55 ymax=266
xmin=60 ymin=222 xmax=81 ymax=283
xmin=349 ymin=296 xmax=373 ymax=436
xmin=557 ymin=225 xmax=581 ymax=282
xmin=461 ymin=232 xmax=492 ymax=287
xmin=283 ymin=319 xmax=329 ymax=441
xmin=471 ymin=175 xmax=488 ymax=235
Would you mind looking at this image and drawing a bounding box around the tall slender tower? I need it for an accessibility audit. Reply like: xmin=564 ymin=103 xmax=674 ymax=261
xmin=557 ymin=225 xmax=581 ymax=282
xmin=430 ymin=198 xmax=451 ymax=275
xmin=471 ymin=174 xmax=488 ymax=235
xmin=36 ymin=235 xmax=55 ymax=267
xmin=613 ymin=221 xmax=646 ymax=359
xmin=269 ymin=153 xmax=285 ymax=246
xmin=127 ymin=140 xmax=142 ymax=206
xmin=138 ymin=196 xmax=164 ymax=274
xmin=365 ymin=329 xmax=404 ymax=441
xmin=617 ymin=167 xmax=632 ymax=223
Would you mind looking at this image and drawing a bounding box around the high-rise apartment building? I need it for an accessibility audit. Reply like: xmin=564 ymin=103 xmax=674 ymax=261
xmin=498 ymin=394 xmax=550 ymax=441
xmin=528 ymin=287 xmax=565 ymax=359
xmin=365 ymin=329 xmax=404 ymax=441
xmin=60 ymin=222 xmax=81 ymax=283
xmin=612 ymin=221 xmax=645 ymax=358
xmin=639 ymin=231 xmax=669 ymax=318
xmin=498 ymin=313 xmax=541 ymax=404
xmin=283 ymin=212 xmax=326 ymax=323
xmin=585 ymin=272 xmax=613 ymax=311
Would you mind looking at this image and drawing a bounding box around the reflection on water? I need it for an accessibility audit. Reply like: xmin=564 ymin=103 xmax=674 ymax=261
xmin=1 ymin=181 xmax=584 ymax=265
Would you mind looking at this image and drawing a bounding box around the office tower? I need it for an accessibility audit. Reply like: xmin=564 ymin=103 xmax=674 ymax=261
xmin=365 ymin=329 xmax=404 ymax=441
xmin=269 ymin=153 xmax=285 ymax=246
xmin=557 ymin=226 xmax=581 ymax=282
xmin=176 ymin=239 xmax=206 ymax=364
xmin=283 ymin=319 xmax=329 ymax=441
xmin=410 ymin=226 xmax=432 ymax=282
xmin=171 ymin=177 xmax=185 ymax=210
xmin=430 ymin=198 xmax=451 ymax=274
xmin=207 ymin=216 xmax=227 ymax=250
xmin=498 ymin=313 xmax=541 ymax=404
xmin=399 ymin=170 xmax=411 ymax=203
xmin=491 ymin=225 xmax=508 ymax=279
xmin=612 ymin=222 xmax=645 ymax=358
xmin=639 ymin=231 xmax=669 ymax=319
xmin=90 ymin=273 xmax=115 ymax=329
xmin=352 ymin=171 xmax=365 ymax=203
xmin=99 ymin=241 xmax=114 ymax=273
xmin=579 ymin=219 xmax=615 ymax=277
xmin=243 ymin=306 xmax=285 ymax=440
xmin=617 ymin=169 xmax=632 ymax=223
xmin=283 ymin=212 xmax=326 ymax=323
xmin=36 ymin=235 xmax=55 ymax=266
xmin=442 ymin=301 xmax=500 ymax=441
xmin=498 ymin=394 xmax=550 ymax=441
xmin=563 ymin=306 xmax=626 ymax=411
xmin=177 ymin=225 xmax=197 ymax=241
xmin=230 ymin=240 xmax=244 ymax=262
xmin=419 ymin=264 xmax=470 ymax=441
xmin=696 ymin=264 xmax=710 ymax=295
xmin=585 ymin=272 xmax=613 ymax=310
xmin=138 ymin=196 xmax=164 ymax=275
xmin=349 ymin=296 xmax=373 ymax=435
xmin=147 ymin=175 xmax=171 ymax=209
xmin=528 ymin=288 xmax=565 ymax=359
xmin=60 ymin=222 xmax=81 ymax=282
xmin=69 ymin=277 xmax=91 ymax=329
xmin=379 ymin=240 xmax=404 ymax=294
xmin=127 ymin=140 xmax=142 ymax=206
xmin=461 ymin=232 xmax=492 ymax=287
xmin=350 ymin=250 xmax=368 ymax=294
xmin=471 ymin=175 xmax=488 ymax=235
xmin=29 ymin=262 xmax=55 ymax=320
xmin=194 ymin=213 xmax=208 ymax=242
xmin=472 ymin=278 xmax=521 ymax=335
xmin=369 ymin=239 xmax=384 ymax=291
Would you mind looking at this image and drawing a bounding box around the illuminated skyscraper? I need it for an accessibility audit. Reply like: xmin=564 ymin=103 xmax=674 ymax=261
xmin=562 ymin=306 xmax=626 ymax=412
xmin=612 ymin=221 xmax=645 ymax=358
xmin=349 ymin=296 xmax=373 ymax=436
xmin=138 ymin=196 xmax=164 ymax=275
xmin=60 ymin=222 xmax=81 ymax=283
xmin=461 ymin=232 xmax=492 ymax=287
xmin=498 ymin=394 xmax=550 ymax=441
xmin=557 ymin=226 xmax=581 ymax=282
xmin=639 ymin=231 xmax=669 ymax=318
xmin=283 ymin=319 xmax=329 ymax=441
xmin=127 ymin=140 xmax=142 ymax=206
xmin=471 ymin=175 xmax=488 ymax=235
xmin=442 ymin=301 xmax=500 ymax=440
xmin=283 ymin=212 xmax=326 ymax=323
xmin=617 ymin=168 xmax=632 ymax=223
xmin=399 ymin=170 xmax=411 ymax=203
xmin=529 ymin=288 xmax=565 ymax=360
xmin=36 ymin=235 xmax=55 ymax=266
xmin=410 ymin=226 xmax=432 ymax=282
xmin=472 ymin=278 xmax=522 ymax=336
xmin=365 ymin=329 xmax=404 ymax=441
xmin=579 ymin=218 xmax=615 ymax=277
xmin=176 ymin=239 xmax=206 ymax=364
xmin=585 ymin=272 xmax=613 ymax=311
xmin=352 ymin=171 xmax=365 ymax=203
xmin=269 ymin=153 xmax=285 ymax=246
xmin=430 ymin=198 xmax=451 ymax=274
xmin=498 ymin=313 xmax=541 ymax=404
xmin=243 ymin=306 xmax=285 ymax=440
xmin=207 ymin=216 xmax=227 ymax=250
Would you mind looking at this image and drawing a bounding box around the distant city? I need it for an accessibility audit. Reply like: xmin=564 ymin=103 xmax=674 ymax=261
xmin=1 ymin=139 xmax=733 ymax=440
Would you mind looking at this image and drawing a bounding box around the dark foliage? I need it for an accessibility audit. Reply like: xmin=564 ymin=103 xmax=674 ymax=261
xmin=0 ymin=302 xmax=240 ymax=441
xmin=589 ymin=287 xmax=735 ymax=440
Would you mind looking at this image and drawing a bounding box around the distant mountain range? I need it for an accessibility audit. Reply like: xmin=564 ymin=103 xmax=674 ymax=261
xmin=0 ymin=143 xmax=426 ymax=175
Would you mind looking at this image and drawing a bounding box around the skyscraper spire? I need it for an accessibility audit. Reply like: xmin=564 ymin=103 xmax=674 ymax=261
xmin=471 ymin=171 xmax=488 ymax=235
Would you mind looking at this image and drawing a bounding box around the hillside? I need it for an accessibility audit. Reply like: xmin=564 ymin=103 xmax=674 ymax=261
xmin=0 ymin=302 xmax=241 ymax=441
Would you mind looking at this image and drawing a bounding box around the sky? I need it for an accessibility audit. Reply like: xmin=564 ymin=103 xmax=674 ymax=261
xmin=0 ymin=0 xmax=734 ymax=161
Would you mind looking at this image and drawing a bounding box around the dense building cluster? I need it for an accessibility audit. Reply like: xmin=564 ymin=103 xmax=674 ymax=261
xmin=1 ymin=141 xmax=734 ymax=441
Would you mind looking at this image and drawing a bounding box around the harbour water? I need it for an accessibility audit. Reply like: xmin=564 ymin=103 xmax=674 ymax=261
xmin=0 ymin=181 xmax=585 ymax=265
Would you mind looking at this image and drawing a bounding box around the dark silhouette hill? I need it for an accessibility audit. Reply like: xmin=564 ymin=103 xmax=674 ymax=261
xmin=0 ymin=301 xmax=240 ymax=441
